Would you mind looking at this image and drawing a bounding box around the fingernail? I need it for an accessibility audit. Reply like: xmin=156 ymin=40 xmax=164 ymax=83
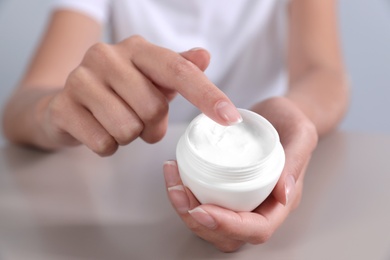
xmin=168 ymin=185 xmax=190 ymax=214
xmin=163 ymin=160 xmax=178 ymax=187
xmin=285 ymin=175 xmax=296 ymax=206
xmin=188 ymin=207 xmax=217 ymax=229
xmin=215 ymin=101 xmax=242 ymax=125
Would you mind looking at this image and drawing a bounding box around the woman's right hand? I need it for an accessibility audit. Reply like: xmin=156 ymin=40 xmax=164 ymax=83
xmin=40 ymin=36 xmax=241 ymax=156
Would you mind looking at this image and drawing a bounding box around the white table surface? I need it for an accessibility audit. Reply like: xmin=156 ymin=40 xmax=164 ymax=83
xmin=0 ymin=125 xmax=389 ymax=260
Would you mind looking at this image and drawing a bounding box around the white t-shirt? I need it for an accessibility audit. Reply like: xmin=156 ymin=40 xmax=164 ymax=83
xmin=52 ymin=0 xmax=289 ymax=123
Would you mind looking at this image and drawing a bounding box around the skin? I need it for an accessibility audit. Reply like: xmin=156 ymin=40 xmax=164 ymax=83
xmin=2 ymin=0 xmax=348 ymax=252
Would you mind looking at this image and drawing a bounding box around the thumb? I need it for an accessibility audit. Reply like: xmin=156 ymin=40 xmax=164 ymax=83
xmin=180 ymin=48 xmax=211 ymax=72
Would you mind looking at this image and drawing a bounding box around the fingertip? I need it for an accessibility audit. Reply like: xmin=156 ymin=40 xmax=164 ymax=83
xmin=163 ymin=160 xmax=177 ymax=168
xmin=187 ymin=47 xmax=210 ymax=58
xmin=214 ymin=101 xmax=243 ymax=126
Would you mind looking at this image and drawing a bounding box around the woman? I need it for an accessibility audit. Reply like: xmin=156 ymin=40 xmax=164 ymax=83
xmin=2 ymin=0 xmax=349 ymax=252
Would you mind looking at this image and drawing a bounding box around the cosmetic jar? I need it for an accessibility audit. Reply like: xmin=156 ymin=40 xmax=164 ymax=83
xmin=176 ymin=109 xmax=285 ymax=212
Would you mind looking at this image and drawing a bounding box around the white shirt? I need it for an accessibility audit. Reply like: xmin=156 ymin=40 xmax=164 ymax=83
xmin=52 ymin=0 xmax=288 ymax=123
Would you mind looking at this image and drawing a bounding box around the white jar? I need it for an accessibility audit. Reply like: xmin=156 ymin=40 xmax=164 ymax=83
xmin=176 ymin=109 xmax=285 ymax=212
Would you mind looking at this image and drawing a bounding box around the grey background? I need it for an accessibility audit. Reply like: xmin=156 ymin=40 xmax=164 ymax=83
xmin=1 ymin=0 xmax=390 ymax=147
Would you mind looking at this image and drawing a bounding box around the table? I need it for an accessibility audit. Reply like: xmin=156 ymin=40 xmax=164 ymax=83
xmin=0 ymin=125 xmax=389 ymax=260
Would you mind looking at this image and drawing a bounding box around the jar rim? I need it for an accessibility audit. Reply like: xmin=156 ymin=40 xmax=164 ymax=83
xmin=184 ymin=109 xmax=280 ymax=172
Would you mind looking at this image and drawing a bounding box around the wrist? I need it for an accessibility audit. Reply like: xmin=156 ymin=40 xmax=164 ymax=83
xmin=250 ymin=96 xmax=318 ymax=149
xmin=2 ymin=88 xmax=60 ymax=150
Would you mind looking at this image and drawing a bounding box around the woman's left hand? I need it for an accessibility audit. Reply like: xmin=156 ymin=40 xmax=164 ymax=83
xmin=163 ymin=97 xmax=318 ymax=252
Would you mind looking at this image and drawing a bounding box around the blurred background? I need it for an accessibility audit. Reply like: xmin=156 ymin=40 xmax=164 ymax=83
xmin=1 ymin=0 xmax=390 ymax=147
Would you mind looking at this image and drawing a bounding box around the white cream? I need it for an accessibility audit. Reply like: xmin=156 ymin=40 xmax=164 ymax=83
xmin=188 ymin=116 xmax=265 ymax=167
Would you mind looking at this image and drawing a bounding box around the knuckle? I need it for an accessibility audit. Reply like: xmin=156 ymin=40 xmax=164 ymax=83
xmin=139 ymin=100 xmax=169 ymax=144
xmin=120 ymin=35 xmax=147 ymax=51
xmin=115 ymin=119 xmax=144 ymax=145
xmin=84 ymin=42 xmax=114 ymax=67
xmin=143 ymin=99 xmax=169 ymax=124
xmin=88 ymin=42 xmax=111 ymax=58
xmin=92 ymin=135 xmax=118 ymax=156
xmin=66 ymin=67 xmax=90 ymax=90
xmin=125 ymin=34 xmax=146 ymax=45
xmin=248 ymin=229 xmax=273 ymax=245
xmin=130 ymin=119 xmax=144 ymax=135
xmin=141 ymin=125 xmax=167 ymax=144
xmin=142 ymin=122 xmax=167 ymax=144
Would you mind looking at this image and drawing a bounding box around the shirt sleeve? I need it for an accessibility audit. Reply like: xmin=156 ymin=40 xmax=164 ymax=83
xmin=51 ymin=0 xmax=110 ymax=24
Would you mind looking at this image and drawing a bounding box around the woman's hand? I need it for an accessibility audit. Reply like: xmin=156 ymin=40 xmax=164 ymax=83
xmin=3 ymin=10 xmax=243 ymax=154
xmin=163 ymin=97 xmax=318 ymax=252
xmin=38 ymin=36 xmax=241 ymax=156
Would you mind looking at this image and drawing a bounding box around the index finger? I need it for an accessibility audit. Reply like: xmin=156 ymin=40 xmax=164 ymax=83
xmin=123 ymin=36 xmax=242 ymax=125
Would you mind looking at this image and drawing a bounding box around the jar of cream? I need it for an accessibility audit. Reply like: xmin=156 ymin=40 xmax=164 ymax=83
xmin=176 ymin=109 xmax=285 ymax=212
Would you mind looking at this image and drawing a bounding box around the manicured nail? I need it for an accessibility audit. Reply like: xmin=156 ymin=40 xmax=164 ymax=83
xmin=215 ymin=101 xmax=242 ymax=125
xmin=188 ymin=207 xmax=217 ymax=229
xmin=168 ymin=185 xmax=190 ymax=214
xmin=163 ymin=160 xmax=178 ymax=187
xmin=285 ymin=175 xmax=296 ymax=206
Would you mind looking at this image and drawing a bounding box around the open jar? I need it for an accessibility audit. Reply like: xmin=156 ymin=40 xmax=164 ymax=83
xmin=176 ymin=109 xmax=285 ymax=212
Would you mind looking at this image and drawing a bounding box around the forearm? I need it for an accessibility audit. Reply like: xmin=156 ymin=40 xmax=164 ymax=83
xmin=2 ymin=88 xmax=61 ymax=150
xmin=286 ymin=68 xmax=349 ymax=137
xmin=285 ymin=0 xmax=348 ymax=137
xmin=2 ymin=10 xmax=103 ymax=150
